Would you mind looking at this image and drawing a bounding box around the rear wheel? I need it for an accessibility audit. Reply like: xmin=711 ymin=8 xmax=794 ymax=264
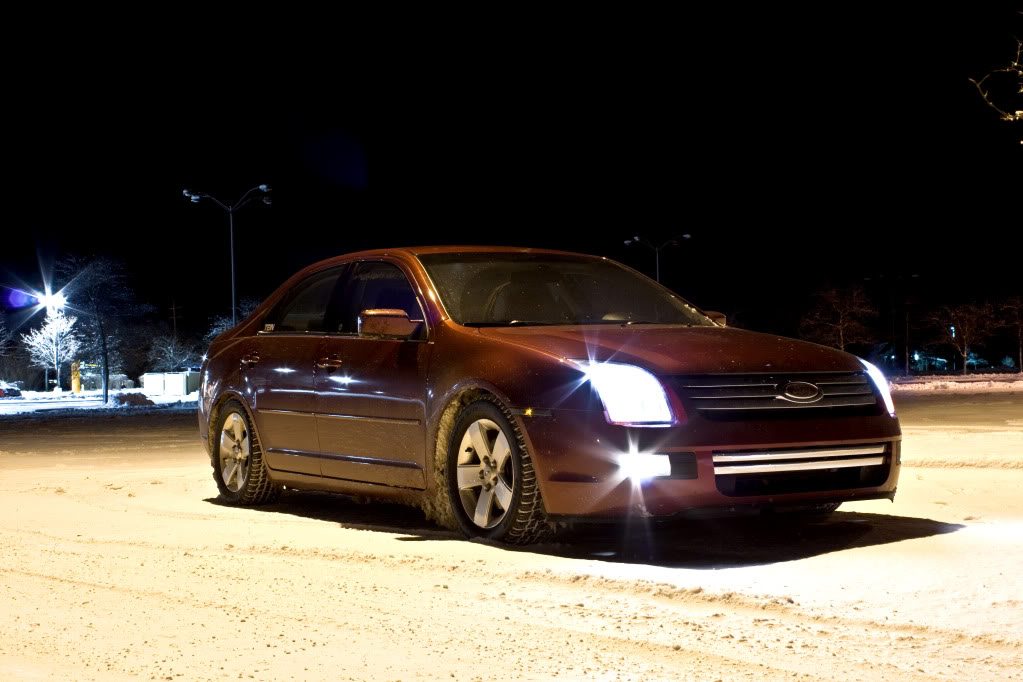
xmin=446 ymin=399 xmax=550 ymax=544
xmin=213 ymin=400 xmax=281 ymax=505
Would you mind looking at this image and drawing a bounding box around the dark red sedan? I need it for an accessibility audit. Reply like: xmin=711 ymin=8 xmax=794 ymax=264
xmin=199 ymin=247 xmax=901 ymax=544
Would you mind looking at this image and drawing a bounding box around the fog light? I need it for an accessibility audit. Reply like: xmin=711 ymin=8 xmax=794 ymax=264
xmin=617 ymin=453 xmax=671 ymax=480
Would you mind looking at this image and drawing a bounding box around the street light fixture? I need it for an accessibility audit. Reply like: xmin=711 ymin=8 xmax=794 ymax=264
xmin=623 ymin=234 xmax=691 ymax=283
xmin=183 ymin=185 xmax=272 ymax=326
xmin=36 ymin=290 xmax=67 ymax=317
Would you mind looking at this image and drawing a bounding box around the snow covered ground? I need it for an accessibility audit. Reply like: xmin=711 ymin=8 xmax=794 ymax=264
xmin=0 ymin=388 xmax=198 ymax=416
xmin=0 ymin=393 xmax=1020 ymax=679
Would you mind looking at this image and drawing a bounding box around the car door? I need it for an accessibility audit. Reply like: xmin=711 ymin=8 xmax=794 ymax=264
xmin=247 ymin=265 xmax=347 ymax=477
xmin=314 ymin=260 xmax=431 ymax=488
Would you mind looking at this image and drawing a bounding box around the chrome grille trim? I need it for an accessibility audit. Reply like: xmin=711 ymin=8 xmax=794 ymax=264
xmin=714 ymin=457 xmax=885 ymax=475
xmin=713 ymin=443 xmax=888 ymax=475
xmin=712 ymin=445 xmax=886 ymax=463
xmin=677 ymin=372 xmax=878 ymax=411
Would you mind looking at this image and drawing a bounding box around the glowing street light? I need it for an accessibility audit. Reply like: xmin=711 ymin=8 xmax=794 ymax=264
xmin=36 ymin=289 xmax=67 ymax=317
xmin=624 ymin=234 xmax=691 ymax=283
xmin=183 ymin=185 xmax=272 ymax=326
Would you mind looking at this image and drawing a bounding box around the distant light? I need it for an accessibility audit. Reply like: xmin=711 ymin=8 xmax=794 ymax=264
xmin=950 ymin=326 xmax=955 ymax=338
xmin=274 ymin=367 xmax=296 ymax=374
xmin=914 ymin=353 xmax=919 ymax=361
xmin=190 ymin=195 xmax=200 ymax=203
xmin=259 ymin=184 xmax=270 ymax=192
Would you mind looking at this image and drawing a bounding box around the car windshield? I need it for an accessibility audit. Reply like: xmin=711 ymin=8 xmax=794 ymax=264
xmin=417 ymin=252 xmax=715 ymax=327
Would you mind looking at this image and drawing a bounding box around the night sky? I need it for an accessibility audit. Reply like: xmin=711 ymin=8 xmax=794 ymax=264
xmin=3 ymin=8 xmax=1020 ymax=343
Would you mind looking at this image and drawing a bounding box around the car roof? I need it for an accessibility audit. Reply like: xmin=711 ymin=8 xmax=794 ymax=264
xmin=327 ymin=245 xmax=606 ymax=261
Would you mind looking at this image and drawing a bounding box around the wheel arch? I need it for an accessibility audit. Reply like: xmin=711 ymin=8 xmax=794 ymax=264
xmin=421 ymin=379 xmax=545 ymax=530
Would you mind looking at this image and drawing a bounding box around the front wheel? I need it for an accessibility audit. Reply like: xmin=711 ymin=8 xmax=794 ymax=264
xmin=446 ymin=399 xmax=550 ymax=544
xmin=212 ymin=400 xmax=281 ymax=505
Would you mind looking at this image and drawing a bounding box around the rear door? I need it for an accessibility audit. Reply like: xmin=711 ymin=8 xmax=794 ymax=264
xmin=247 ymin=265 xmax=347 ymax=477
xmin=314 ymin=260 xmax=431 ymax=488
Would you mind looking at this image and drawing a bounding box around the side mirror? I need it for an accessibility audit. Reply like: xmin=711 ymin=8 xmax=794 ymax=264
xmin=358 ymin=309 xmax=421 ymax=339
xmin=705 ymin=310 xmax=727 ymax=327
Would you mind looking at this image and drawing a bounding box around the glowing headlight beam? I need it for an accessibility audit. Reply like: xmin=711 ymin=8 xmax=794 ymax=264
xmin=572 ymin=360 xmax=674 ymax=426
xmin=859 ymin=358 xmax=896 ymax=418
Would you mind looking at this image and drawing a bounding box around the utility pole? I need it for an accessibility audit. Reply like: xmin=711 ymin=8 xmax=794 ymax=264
xmin=623 ymin=234 xmax=691 ymax=283
xmin=183 ymin=185 xmax=271 ymax=326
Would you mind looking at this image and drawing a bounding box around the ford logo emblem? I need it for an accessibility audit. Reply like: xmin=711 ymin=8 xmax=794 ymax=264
xmin=780 ymin=381 xmax=822 ymax=402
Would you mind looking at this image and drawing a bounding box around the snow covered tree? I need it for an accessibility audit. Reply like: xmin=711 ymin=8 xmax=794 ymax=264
xmin=204 ymin=297 xmax=261 ymax=345
xmin=21 ymin=312 xmax=82 ymax=389
xmin=0 ymin=310 xmax=10 ymax=357
xmin=56 ymin=255 xmax=147 ymax=404
xmin=147 ymin=335 xmax=201 ymax=371
xmin=926 ymin=303 xmax=997 ymax=376
xmin=799 ymin=286 xmax=877 ymax=351
xmin=999 ymin=296 xmax=1023 ymax=373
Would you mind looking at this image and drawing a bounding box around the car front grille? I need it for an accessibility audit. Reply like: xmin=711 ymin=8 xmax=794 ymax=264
xmin=712 ymin=443 xmax=891 ymax=496
xmin=676 ymin=372 xmax=877 ymax=412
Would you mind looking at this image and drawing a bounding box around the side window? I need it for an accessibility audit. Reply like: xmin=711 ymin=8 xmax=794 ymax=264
xmin=267 ymin=267 xmax=345 ymax=333
xmin=328 ymin=261 xmax=425 ymax=338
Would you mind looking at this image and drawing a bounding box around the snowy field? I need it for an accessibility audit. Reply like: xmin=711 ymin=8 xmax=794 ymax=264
xmin=0 ymin=392 xmax=1020 ymax=680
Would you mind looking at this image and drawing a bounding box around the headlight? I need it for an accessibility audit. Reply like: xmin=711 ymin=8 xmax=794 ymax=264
xmin=572 ymin=361 xmax=674 ymax=426
xmin=859 ymin=358 xmax=896 ymax=417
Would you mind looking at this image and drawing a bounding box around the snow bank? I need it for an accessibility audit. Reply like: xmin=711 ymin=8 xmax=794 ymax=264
xmin=0 ymin=389 xmax=197 ymax=416
xmin=890 ymin=374 xmax=1023 ymax=394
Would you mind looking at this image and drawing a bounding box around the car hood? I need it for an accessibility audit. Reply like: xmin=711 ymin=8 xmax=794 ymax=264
xmin=477 ymin=325 xmax=863 ymax=375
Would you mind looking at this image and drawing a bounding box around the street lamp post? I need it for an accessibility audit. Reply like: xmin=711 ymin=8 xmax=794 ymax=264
xmin=36 ymin=290 xmax=66 ymax=391
xmin=183 ymin=185 xmax=272 ymax=326
xmin=623 ymin=234 xmax=691 ymax=283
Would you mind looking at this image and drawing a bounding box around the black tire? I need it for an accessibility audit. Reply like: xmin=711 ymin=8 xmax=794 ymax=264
xmin=446 ymin=397 xmax=550 ymax=544
xmin=212 ymin=400 xmax=282 ymax=505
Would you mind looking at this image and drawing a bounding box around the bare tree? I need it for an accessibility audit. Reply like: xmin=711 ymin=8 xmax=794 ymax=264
xmin=21 ymin=312 xmax=82 ymax=389
xmin=204 ymin=297 xmax=262 ymax=345
xmin=799 ymin=286 xmax=877 ymax=351
xmin=926 ymin=303 xmax=998 ymax=375
xmin=147 ymin=335 xmax=202 ymax=372
xmin=56 ymin=255 xmax=146 ymax=404
xmin=1000 ymin=296 xmax=1023 ymax=373
xmin=968 ymin=36 xmax=1023 ymax=123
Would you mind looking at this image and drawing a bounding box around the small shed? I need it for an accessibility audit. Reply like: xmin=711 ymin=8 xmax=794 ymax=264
xmin=140 ymin=371 xmax=200 ymax=396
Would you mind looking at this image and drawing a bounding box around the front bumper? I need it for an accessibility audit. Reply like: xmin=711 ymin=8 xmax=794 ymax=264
xmin=520 ymin=407 xmax=902 ymax=518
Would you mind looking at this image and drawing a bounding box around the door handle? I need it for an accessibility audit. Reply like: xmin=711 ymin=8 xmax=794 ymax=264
xmin=316 ymin=354 xmax=343 ymax=369
xmin=240 ymin=353 xmax=260 ymax=367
